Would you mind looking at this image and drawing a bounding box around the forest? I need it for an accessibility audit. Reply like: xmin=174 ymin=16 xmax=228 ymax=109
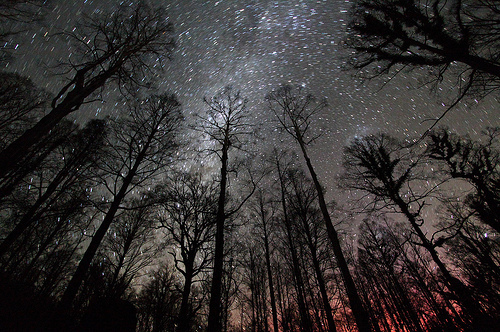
xmin=0 ymin=1 xmax=499 ymax=332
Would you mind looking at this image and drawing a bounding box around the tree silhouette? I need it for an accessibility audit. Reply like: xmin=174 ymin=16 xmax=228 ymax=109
xmin=346 ymin=0 xmax=500 ymax=100
xmin=0 ymin=119 xmax=106 ymax=259
xmin=136 ymin=264 xmax=181 ymax=332
xmin=0 ymin=2 xmax=175 ymax=181
xmin=155 ymin=171 xmax=218 ymax=332
xmin=0 ymin=71 xmax=49 ymax=148
xmin=267 ymin=84 xmax=372 ymax=332
xmin=426 ymin=127 xmax=500 ymax=232
xmin=248 ymin=188 xmax=280 ymax=332
xmin=198 ymin=87 xmax=256 ymax=332
xmin=100 ymin=198 xmax=159 ymax=298
xmin=59 ymin=93 xmax=183 ymax=308
xmin=341 ymin=133 xmax=490 ymax=328
xmin=0 ymin=0 xmax=46 ymax=64
xmin=287 ymin=168 xmax=338 ymax=332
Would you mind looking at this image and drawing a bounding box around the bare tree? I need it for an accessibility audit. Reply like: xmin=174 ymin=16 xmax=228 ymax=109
xmin=136 ymin=264 xmax=181 ymax=332
xmin=100 ymin=198 xmax=159 ymax=298
xmin=346 ymin=0 xmax=500 ymax=100
xmin=0 ymin=119 xmax=106 ymax=258
xmin=0 ymin=0 xmax=47 ymax=64
xmin=0 ymin=2 xmax=175 ymax=181
xmin=155 ymin=171 xmax=218 ymax=332
xmin=340 ymin=132 xmax=489 ymax=328
xmin=266 ymin=84 xmax=372 ymax=332
xmin=59 ymin=93 xmax=183 ymax=308
xmin=197 ymin=87 xmax=257 ymax=332
xmin=287 ymin=168 xmax=338 ymax=332
xmin=426 ymin=127 xmax=500 ymax=232
xmin=0 ymin=71 xmax=49 ymax=148
xmin=249 ymin=189 xmax=280 ymax=332
xmin=357 ymin=218 xmax=427 ymax=332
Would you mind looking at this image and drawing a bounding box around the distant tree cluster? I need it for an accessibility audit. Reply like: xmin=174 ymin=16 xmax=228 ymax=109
xmin=0 ymin=1 xmax=499 ymax=332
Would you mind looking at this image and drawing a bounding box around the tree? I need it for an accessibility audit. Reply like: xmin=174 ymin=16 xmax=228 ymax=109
xmin=136 ymin=264 xmax=181 ymax=332
xmin=340 ymin=132 xmax=488 ymax=328
xmin=426 ymin=127 xmax=500 ymax=232
xmin=438 ymin=201 xmax=500 ymax=322
xmin=59 ymin=93 xmax=183 ymax=308
xmin=0 ymin=0 xmax=47 ymax=64
xmin=287 ymin=168 xmax=338 ymax=332
xmin=0 ymin=71 xmax=49 ymax=148
xmin=198 ymin=87 xmax=256 ymax=332
xmin=266 ymin=84 xmax=372 ymax=332
xmin=240 ymin=240 xmax=269 ymax=332
xmin=100 ymin=198 xmax=159 ymax=298
xmin=155 ymin=171 xmax=218 ymax=332
xmin=0 ymin=119 xmax=107 ymax=259
xmin=346 ymin=0 xmax=500 ymax=100
xmin=356 ymin=218 xmax=426 ymax=332
xmin=0 ymin=2 xmax=175 ymax=181
xmin=249 ymin=189 xmax=280 ymax=332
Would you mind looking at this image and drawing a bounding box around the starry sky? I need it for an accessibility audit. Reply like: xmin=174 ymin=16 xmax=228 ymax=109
xmin=6 ymin=0 xmax=500 ymax=200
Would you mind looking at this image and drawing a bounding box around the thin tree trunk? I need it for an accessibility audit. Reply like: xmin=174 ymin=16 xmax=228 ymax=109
xmin=262 ymin=220 xmax=280 ymax=332
xmin=59 ymin=125 xmax=151 ymax=308
xmin=295 ymin=134 xmax=372 ymax=332
xmin=275 ymin=159 xmax=312 ymax=332
xmin=207 ymin=140 xmax=229 ymax=332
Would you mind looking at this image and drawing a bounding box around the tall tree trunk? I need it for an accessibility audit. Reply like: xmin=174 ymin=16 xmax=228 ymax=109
xmin=262 ymin=220 xmax=280 ymax=332
xmin=58 ymin=128 xmax=150 ymax=308
xmin=207 ymin=141 xmax=229 ymax=332
xmin=295 ymin=134 xmax=372 ymax=332
xmin=177 ymin=256 xmax=195 ymax=332
xmin=0 ymin=154 xmax=85 ymax=258
xmin=309 ymin=242 xmax=337 ymax=332
xmin=275 ymin=159 xmax=312 ymax=332
xmin=393 ymin=196 xmax=482 ymax=325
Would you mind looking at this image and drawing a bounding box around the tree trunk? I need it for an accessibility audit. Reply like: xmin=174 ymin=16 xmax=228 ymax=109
xmin=177 ymin=256 xmax=195 ymax=332
xmin=207 ymin=141 xmax=229 ymax=332
xmin=262 ymin=221 xmax=280 ymax=332
xmin=0 ymin=66 xmax=117 ymax=181
xmin=295 ymin=134 xmax=372 ymax=332
xmin=58 ymin=125 xmax=150 ymax=308
xmin=275 ymin=159 xmax=312 ymax=332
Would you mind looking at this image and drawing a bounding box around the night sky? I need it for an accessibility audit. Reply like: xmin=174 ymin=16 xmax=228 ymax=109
xmin=6 ymin=0 xmax=500 ymax=201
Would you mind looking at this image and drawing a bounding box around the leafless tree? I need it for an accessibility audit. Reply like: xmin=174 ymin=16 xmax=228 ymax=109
xmin=346 ymin=0 xmax=500 ymax=99
xmin=136 ymin=264 xmax=181 ymax=332
xmin=155 ymin=171 xmax=218 ymax=332
xmin=0 ymin=72 xmax=49 ymax=148
xmin=0 ymin=2 xmax=175 ymax=181
xmin=340 ymin=132 xmax=489 ymax=328
xmin=197 ymin=87 xmax=257 ymax=332
xmin=0 ymin=119 xmax=106 ymax=258
xmin=59 ymin=93 xmax=183 ymax=308
xmin=266 ymin=84 xmax=372 ymax=332
xmin=426 ymin=127 xmax=500 ymax=232
xmin=100 ymin=198 xmax=160 ymax=298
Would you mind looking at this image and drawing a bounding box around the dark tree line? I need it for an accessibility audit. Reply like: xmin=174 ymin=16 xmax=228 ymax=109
xmin=0 ymin=1 xmax=499 ymax=332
